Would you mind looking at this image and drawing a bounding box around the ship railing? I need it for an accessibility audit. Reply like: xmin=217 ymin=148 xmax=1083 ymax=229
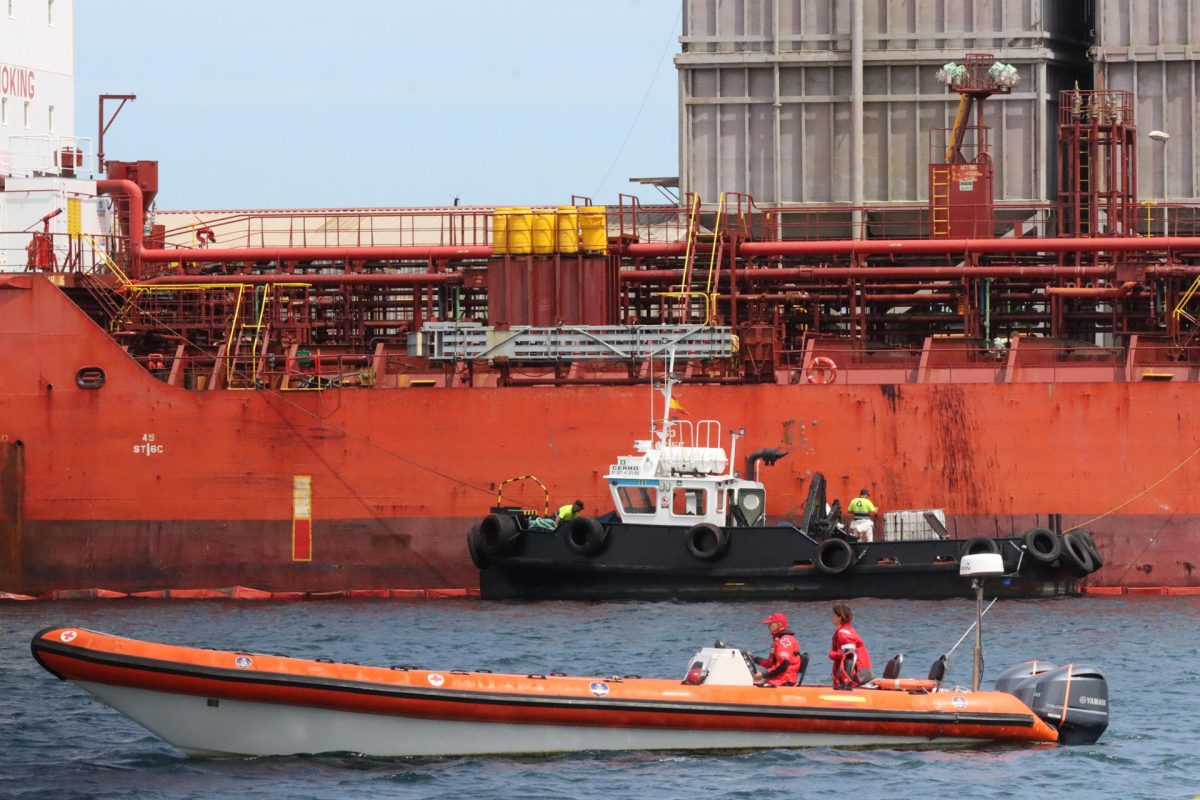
xmin=0 ymin=231 xmax=120 ymax=275
xmin=663 ymin=419 xmax=721 ymax=451
xmin=6 ymin=135 xmax=95 ymax=178
xmin=601 ymin=199 xmax=1066 ymax=244
xmin=1136 ymin=201 xmax=1195 ymax=238
xmin=762 ymin=202 xmax=1059 ymax=242
xmin=612 ymin=197 xmax=692 ymax=245
xmin=779 ymin=339 xmax=1198 ymax=383
xmin=154 ymin=206 xmax=494 ymax=252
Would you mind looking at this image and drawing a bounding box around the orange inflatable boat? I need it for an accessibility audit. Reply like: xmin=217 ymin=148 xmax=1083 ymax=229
xmin=31 ymin=626 xmax=1108 ymax=757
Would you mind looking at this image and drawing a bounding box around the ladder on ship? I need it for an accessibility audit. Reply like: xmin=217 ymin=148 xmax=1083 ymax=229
xmin=78 ymin=234 xmax=137 ymax=330
xmin=931 ymin=96 xmax=971 ymax=239
xmin=225 ymin=285 xmax=271 ymax=389
xmin=671 ymin=192 xmax=724 ymax=324
xmin=1174 ymin=273 xmax=1200 ymax=347
xmin=930 ymin=167 xmax=951 ymax=237
xmin=1077 ymin=126 xmax=1093 ymax=236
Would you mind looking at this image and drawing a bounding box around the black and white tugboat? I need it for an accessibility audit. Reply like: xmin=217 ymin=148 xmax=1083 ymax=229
xmin=470 ymin=358 xmax=1103 ymax=601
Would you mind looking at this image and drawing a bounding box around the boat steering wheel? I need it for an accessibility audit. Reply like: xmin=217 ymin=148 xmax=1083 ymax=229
xmin=740 ymin=649 xmax=761 ymax=679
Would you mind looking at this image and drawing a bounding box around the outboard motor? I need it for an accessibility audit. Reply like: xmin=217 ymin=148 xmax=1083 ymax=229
xmin=993 ymin=659 xmax=1056 ymax=700
xmin=995 ymin=661 xmax=1109 ymax=745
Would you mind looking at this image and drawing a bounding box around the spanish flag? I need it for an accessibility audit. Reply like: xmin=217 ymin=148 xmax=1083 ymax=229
xmin=668 ymin=395 xmax=688 ymax=417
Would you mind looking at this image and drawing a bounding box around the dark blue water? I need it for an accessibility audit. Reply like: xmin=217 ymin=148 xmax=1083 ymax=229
xmin=2 ymin=597 xmax=1196 ymax=799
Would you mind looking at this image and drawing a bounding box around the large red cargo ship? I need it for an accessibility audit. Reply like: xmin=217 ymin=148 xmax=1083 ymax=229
xmin=3 ymin=68 xmax=1200 ymax=596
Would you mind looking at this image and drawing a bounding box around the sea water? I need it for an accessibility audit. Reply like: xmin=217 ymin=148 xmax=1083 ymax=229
xmin=2 ymin=597 xmax=1197 ymax=799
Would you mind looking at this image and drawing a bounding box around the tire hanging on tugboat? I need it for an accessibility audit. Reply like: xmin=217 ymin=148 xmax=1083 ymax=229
xmin=815 ymin=537 xmax=855 ymax=576
xmin=479 ymin=513 xmax=523 ymax=557
xmin=467 ymin=524 xmax=490 ymax=569
xmin=684 ymin=523 xmax=729 ymax=560
xmin=562 ymin=516 xmax=609 ymax=556
xmin=1076 ymin=530 xmax=1104 ymax=569
xmin=1023 ymin=527 xmax=1061 ymax=564
xmin=960 ymin=536 xmax=999 ymax=557
xmin=1059 ymin=531 xmax=1097 ymax=577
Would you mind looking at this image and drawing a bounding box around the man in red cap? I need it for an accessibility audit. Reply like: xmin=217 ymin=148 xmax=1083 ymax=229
xmin=753 ymin=613 xmax=801 ymax=686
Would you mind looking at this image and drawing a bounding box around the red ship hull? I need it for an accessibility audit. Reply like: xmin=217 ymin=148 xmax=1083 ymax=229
xmin=2 ymin=276 xmax=1198 ymax=595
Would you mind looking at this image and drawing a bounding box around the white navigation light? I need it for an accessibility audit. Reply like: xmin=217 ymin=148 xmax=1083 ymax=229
xmin=960 ymin=552 xmax=1004 ymax=578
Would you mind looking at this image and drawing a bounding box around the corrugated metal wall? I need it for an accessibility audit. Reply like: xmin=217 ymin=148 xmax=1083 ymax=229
xmin=678 ymin=0 xmax=1093 ymax=205
xmin=1093 ymin=0 xmax=1200 ymax=203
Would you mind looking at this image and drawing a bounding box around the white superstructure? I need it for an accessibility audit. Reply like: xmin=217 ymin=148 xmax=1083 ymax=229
xmin=0 ymin=0 xmax=111 ymax=272
xmin=0 ymin=0 xmax=80 ymax=178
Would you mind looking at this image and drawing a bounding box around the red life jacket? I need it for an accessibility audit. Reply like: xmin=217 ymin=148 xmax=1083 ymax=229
xmin=829 ymin=622 xmax=872 ymax=685
xmin=757 ymin=629 xmax=801 ymax=686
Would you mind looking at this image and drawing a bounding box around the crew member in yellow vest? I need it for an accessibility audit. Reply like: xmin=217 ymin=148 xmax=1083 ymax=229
xmin=847 ymin=489 xmax=878 ymax=542
xmin=557 ymin=500 xmax=584 ymax=527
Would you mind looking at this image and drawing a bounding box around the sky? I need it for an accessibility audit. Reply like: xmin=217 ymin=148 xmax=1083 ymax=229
xmin=74 ymin=0 xmax=682 ymax=210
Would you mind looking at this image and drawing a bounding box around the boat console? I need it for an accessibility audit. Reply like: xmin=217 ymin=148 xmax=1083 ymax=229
xmin=682 ymin=647 xmax=758 ymax=686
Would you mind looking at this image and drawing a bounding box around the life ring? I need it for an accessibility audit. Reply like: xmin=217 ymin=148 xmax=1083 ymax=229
xmin=684 ymin=523 xmax=729 ymax=561
xmin=960 ymin=536 xmax=999 ymax=558
xmin=1023 ymin=527 xmax=1061 ymax=564
xmin=466 ymin=525 xmax=489 ymax=569
xmin=562 ymin=516 xmax=609 ymax=557
xmin=1075 ymin=530 xmax=1104 ymax=569
xmin=1059 ymin=532 xmax=1097 ymax=577
xmin=478 ymin=513 xmax=522 ymax=557
xmin=804 ymin=356 xmax=838 ymax=385
xmin=815 ymin=537 xmax=855 ymax=576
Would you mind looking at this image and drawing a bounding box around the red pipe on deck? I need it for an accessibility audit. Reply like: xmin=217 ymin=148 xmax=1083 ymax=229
xmin=620 ymin=266 xmax=1114 ymax=282
xmin=738 ymin=237 xmax=1200 ymax=256
xmin=98 ymin=180 xmax=493 ymax=266
xmin=623 ymin=237 xmax=1200 ymax=258
xmin=139 ymin=273 xmax=464 ymax=286
xmin=98 ymin=179 xmax=1200 ymax=273
xmin=138 ymin=244 xmax=492 ymax=264
xmin=1045 ymin=281 xmax=1138 ymax=298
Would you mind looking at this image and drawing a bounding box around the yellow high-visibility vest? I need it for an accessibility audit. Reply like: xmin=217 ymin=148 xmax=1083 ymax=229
xmin=848 ymin=497 xmax=877 ymax=516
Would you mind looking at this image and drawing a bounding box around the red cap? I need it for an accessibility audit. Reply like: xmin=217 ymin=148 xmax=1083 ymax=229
xmin=761 ymin=613 xmax=788 ymax=627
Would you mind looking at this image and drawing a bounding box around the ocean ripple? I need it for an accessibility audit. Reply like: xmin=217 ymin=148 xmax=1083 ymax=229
xmin=4 ymin=597 xmax=1198 ymax=799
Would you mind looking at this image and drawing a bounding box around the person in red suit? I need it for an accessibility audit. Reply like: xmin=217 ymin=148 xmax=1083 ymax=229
xmin=829 ymin=603 xmax=874 ymax=688
xmin=754 ymin=613 xmax=801 ymax=686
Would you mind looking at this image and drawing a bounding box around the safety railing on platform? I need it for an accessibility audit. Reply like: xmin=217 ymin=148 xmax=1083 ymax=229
xmin=776 ymin=341 xmax=1200 ymax=384
xmin=156 ymin=206 xmax=496 ymax=252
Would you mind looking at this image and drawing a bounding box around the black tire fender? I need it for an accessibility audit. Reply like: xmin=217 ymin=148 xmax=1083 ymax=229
xmin=961 ymin=536 xmax=1000 ymax=558
xmin=1059 ymin=531 xmax=1097 ymax=577
xmin=479 ymin=513 xmax=522 ymax=557
xmin=562 ymin=516 xmax=609 ymax=557
xmin=1023 ymin=527 xmax=1061 ymax=564
xmin=466 ymin=525 xmax=489 ymax=569
xmin=1076 ymin=530 xmax=1104 ymax=569
xmin=684 ymin=523 xmax=729 ymax=561
xmin=815 ymin=537 xmax=856 ymax=576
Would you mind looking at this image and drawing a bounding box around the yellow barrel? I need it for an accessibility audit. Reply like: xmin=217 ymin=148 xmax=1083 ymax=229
xmin=580 ymin=206 xmax=608 ymax=253
xmin=532 ymin=209 xmax=556 ymax=254
xmin=492 ymin=206 xmax=510 ymax=255
xmin=556 ymin=206 xmax=579 ymax=254
xmin=507 ymin=207 xmax=532 ymax=255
